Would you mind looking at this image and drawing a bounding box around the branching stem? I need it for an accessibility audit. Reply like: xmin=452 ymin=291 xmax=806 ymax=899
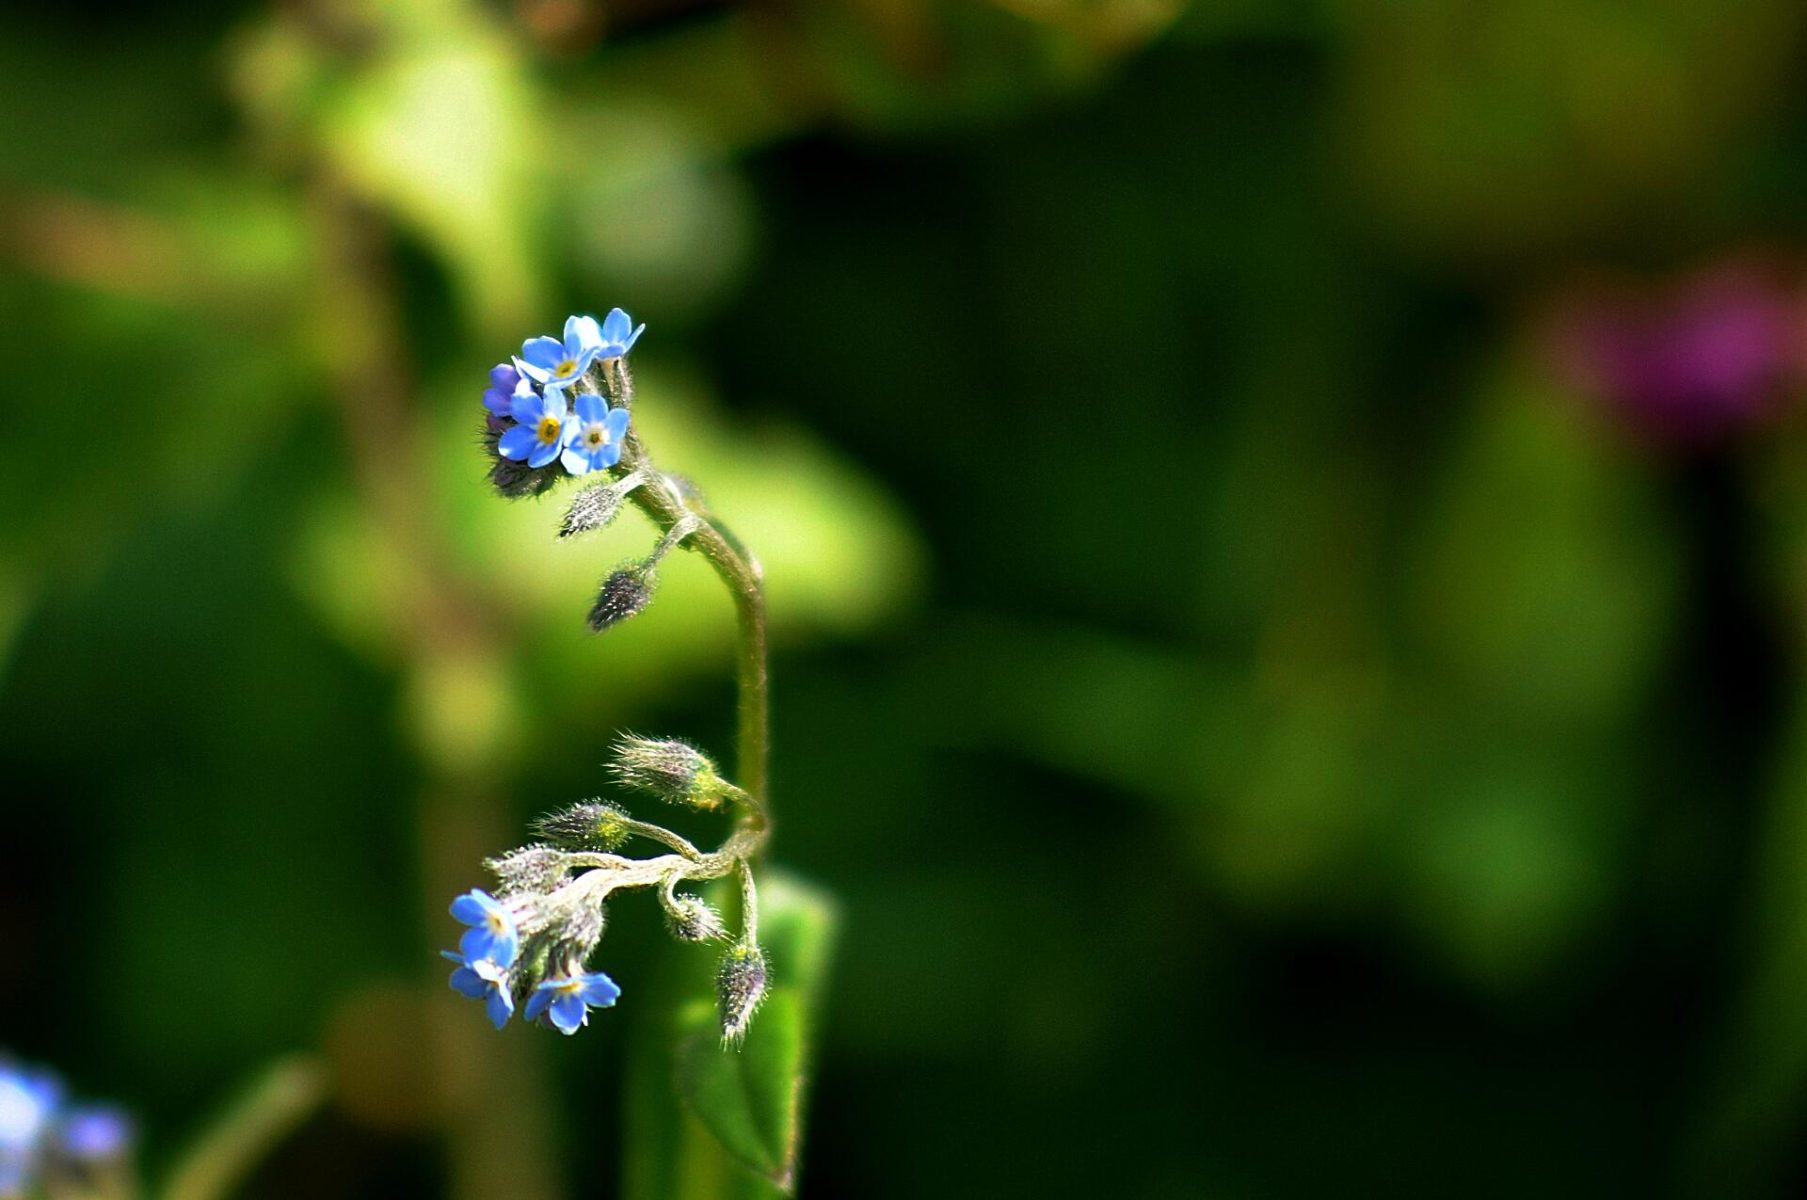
xmin=541 ymin=356 xmax=771 ymax=940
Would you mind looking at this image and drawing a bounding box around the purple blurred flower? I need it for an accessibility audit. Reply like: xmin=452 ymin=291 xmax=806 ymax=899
xmin=57 ymin=1107 xmax=131 ymax=1162
xmin=1553 ymin=265 xmax=1804 ymax=444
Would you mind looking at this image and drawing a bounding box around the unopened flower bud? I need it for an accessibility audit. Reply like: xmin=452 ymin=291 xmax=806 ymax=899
xmin=533 ymin=802 xmax=633 ymax=852
xmin=716 ymin=941 xmax=767 ymax=1044
xmin=610 ymin=736 xmax=727 ymax=809
xmin=588 ymin=563 xmax=654 ymax=632
xmin=485 ymin=845 xmax=570 ymax=897
xmin=663 ymin=895 xmax=727 ymax=943
xmin=488 ymin=456 xmax=559 ymax=500
xmin=561 ymin=474 xmax=643 ymax=538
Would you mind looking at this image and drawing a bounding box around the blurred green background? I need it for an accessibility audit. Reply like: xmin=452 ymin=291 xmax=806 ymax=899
xmin=7 ymin=0 xmax=1807 ymax=1195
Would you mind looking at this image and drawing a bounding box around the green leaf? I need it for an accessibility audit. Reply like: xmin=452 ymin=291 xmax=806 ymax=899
xmin=624 ymin=870 xmax=837 ymax=1200
xmin=676 ymin=991 xmax=803 ymax=1184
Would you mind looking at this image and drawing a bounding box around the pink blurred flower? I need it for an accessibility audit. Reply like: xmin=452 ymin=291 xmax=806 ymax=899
xmin=1551 ymin=263 xmax=1806 ymax=445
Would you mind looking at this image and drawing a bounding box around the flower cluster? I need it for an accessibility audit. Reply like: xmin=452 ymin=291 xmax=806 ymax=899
xmin=0 ymin=1056 xmax=131 ymax=1199
xmin=441 ymin=888 xmax=621 ymax=1035
xmin=482 ymin=309 xmax=642 ymax=498
xmin=442 ymin=738 xmax=766 ymax=1041
xmin=458 ymin=304 xmax=773 ymax=1046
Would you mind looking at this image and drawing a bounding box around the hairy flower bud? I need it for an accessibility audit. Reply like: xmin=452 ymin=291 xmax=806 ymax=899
xmin=533 ymin=802 xmax=633 ymax=852
xmin=588 ymin=563 xmax=654 ymax=632
xmin=716 ymin=942 xmax=768 ymax=1045
xmin=486 ymin=845 xmax=570 ymax=897
xmin=560 ymin=474 xmax=643 ymax=539
xmin=610 ymin=736 xmax=726 ymax=809
xmin=488 ymin=456 xmax=560 ymax=500
xmin=663 ymin=894 xmax=727 ymax=943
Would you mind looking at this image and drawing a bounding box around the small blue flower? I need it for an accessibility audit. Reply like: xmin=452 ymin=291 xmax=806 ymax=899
xmin=524 ymin=970 xmax=621 ymax=1035
xmin=560 ymin=393 xmax=631 ymax=475
xmin=57 ymin=1107 xmax=131 ymax=1162
xmin=0 ymin=1064 xmax=59 ymax=1195
xmin=450 ymin=889 xmax=519 ymax=967
xmin=497 ymin=388 xmax=574 ymax=470
xmin=482 ymin=362 xmax=527 ymax=418
xmin=443 ymin=951 xmax=516 ymax=1030
xmin=585 ymin=308 xmax=644 ymax=360
xmin=518 ymin=316 xmax=603 ymax=390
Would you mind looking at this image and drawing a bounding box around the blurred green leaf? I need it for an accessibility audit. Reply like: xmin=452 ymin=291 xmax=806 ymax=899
xmin=626 ymin=872 xmax=836 ymax=1200
xmin=312 ymin=0 xmax=544 ymax=330
xmin=675 ymin=991 xmax=804 ymax=1187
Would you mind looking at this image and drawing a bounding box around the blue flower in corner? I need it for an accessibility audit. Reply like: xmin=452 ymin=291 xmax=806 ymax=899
xmin=561 ymin=393 xmax=631 ymax=475
xmin=518 ymin=317 xmax=603 ymax=390
xmin=443 ymin=951 xmax=516 ymax=1030
xmin=450 ymin=889 xmax=519 ymax=967
xmin=498 ymin=388 xmax=574 ymax=470
xmin=525 ymin=971 xmax=621 ymax=1035
xmin=0 ymin=1065 xmax=59 ymax=1151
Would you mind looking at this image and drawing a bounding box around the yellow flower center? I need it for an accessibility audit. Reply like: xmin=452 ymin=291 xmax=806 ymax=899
xmin=587 ymin=427 xmax=607 ymax=447
xmin=537 ymin=415 xmax=562 ymax=443
xmin=556 ymin=359 xmax=577 ymax=377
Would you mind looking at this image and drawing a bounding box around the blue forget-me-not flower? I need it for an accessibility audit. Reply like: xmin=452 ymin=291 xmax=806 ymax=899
xmin=450 ymin=889 xmax=519 ymax=967
xmin=590 ymin=308 xmax=644 ymax=360
xmin=561 ymin=393 xmax=631 ymax=475
xmin=0 ymin=1067 xmax=57 ymax=1137
xmin=443 ymin=951 xmax=517 ymax=1030
xmin=0 ymin=1056 xmax=131 ymax=1197
xmin=525 ymin=971 xmax=622 ymax=1035
xmin=499 ymin=387 xmax=575 ymax=469
xmin=518 ymin=316 xmax=604 ymax=390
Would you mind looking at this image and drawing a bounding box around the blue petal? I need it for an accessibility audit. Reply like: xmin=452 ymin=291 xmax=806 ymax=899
xmin=458 ymin=926 xmax=497 ymax=963
xmin=497 ymin=425 xmax=538 ymax=461
xmin=566 ymin=347 xmax=599 ymax=378
xmin=449 ymin=967 xmax=486 ymax=999
xmin=566 ymin=314 xmax=604 ymax=355
xmin=490 ymin=927 xmax=519 ymax=969
xmin=580 ymin=973 xmax=620 ymax=1006
xmin=602 ymin=308 xmax=633 ymax=345
xmin=593 ymin=441 xmax=623 ymax=470
xmin=508 ymin=389 xmax=545 ymax=426
xmin=482 ymin=387 xmax=513 ymax=416
xmin=450 ymin=891 xmax=493 ymax=926
xmin=561 ymin=445 xmax=595 ymax=475
xmin=574 ymin=392 xmax=606 ymax=424
xmin=523 ymin=988 xmax=553 ymax=1022
xmin=527 ymin=435 xmax=563 ymax=469
xmin=490 ymin=362 xmax=519 ymax=391
xmin=604 ymin=408 xmax=630 ymax=440
xmin=485 ymin=988 xmax=514 ymax=1030
xmin=624 ymin=322 xmax=645 ymax=351
xmin=521 ymin=336 xmax=565 ymax=370
xmin=550 ymin=991 xmax=587 ymax=1035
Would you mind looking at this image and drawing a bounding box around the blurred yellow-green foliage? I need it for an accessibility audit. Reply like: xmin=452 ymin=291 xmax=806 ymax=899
xmin=9 ymin=0 xmax=1807 ymax=1195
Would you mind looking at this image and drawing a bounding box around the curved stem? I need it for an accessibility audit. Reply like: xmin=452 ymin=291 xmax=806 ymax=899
xmin=595 ymin=358 xmax=771 ymax=830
